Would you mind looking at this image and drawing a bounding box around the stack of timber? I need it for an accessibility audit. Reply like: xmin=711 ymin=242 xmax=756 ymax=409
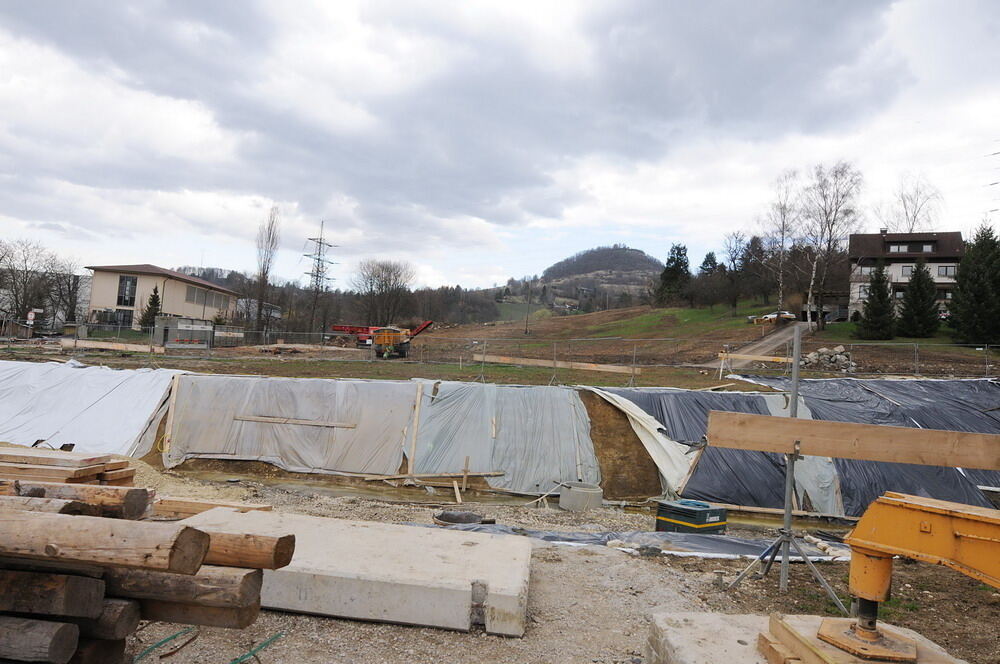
xmin=0 ymin=448 xmax=136 ymax=487
xmin=0 ymin=480 xmax=293 ymax=663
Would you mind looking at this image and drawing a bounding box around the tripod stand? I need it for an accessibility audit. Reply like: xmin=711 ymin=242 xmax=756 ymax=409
xmin=724 ymin=324 xmax=848 ymax=616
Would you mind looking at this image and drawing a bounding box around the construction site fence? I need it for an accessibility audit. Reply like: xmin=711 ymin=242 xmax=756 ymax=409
xmin=5 ymin=325 xmax=997 ymax=381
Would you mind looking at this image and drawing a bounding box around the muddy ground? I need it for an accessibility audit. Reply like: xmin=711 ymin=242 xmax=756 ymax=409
xmin=124 ymin=465 xmax=998 ymax=664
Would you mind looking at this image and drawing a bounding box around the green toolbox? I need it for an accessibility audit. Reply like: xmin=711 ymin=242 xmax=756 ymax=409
xmin=655 ymin=499 xmax=727 ymax=533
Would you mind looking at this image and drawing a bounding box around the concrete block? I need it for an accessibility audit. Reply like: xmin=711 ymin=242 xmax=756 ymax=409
xmin=182 ymin=508 xmax=531 ymax=636
xmin=645 ymin=612 xmax=967 ymax=664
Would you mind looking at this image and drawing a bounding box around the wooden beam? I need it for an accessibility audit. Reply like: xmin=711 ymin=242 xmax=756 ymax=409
xmin=103 ymin=566 xmax=261 ymax=609
xmin=0 ymin=496 xmax=100 ymax=516
xmin=0 ymin=570 xmax=104 ymax=618
xmin=0 ymin=482 xmax=152 ymax=520
xmin=138 ymin=600 xmax=259 ymax=628
xmin=153 ymin=497 xmax=272 ymax=519
xmin=0 ymin=512 xmax=209 ymax=573
xmin=95 ymin=468 xmax=134 ymax=483
xmin=362 ymin=471 xmax=504 ymax=482
xmin=0 ymin=449 xmax=112 ymax=469
xmin=717 ymin=352 xmax=793 ymax=363
xmin=472 ymin=353 xmax=639 ymax=375
xmin=706 ymin=411 xmax=1000 ymax=470
xmin=59 ymin=338 xmax=164 ymax=354
xmin=0 ymin=616 xmax=79 ymax=664
xmin=0 ymin=463 xmax=106 ymax=480
xmin=234 ymin=415 xmax=356 ymax=429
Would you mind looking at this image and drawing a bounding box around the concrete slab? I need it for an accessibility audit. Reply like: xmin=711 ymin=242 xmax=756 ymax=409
xmin=645 ymin=612 xmax=967 ymax=664
xmin=182 ymin=508 xmax=531 ymax=636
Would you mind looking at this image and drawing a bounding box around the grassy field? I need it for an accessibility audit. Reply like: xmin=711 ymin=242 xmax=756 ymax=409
xmin=583 ymin=301 xmax=773 ymax=338
xmin=812 ymin=321 xmax=956 ymax=344
xmin=495 ymin=302 xmax=548 ymax=321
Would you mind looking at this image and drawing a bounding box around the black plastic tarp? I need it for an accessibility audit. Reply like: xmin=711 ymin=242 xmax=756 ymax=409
xmin=738 ymin=377 xmax=999 ymax=509
xmin=605 ymin=389 xmax=787 ymax=509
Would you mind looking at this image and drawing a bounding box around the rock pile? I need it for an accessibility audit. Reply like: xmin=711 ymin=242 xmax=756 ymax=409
xmin=801 ymin=345 xmax=856 ymax=372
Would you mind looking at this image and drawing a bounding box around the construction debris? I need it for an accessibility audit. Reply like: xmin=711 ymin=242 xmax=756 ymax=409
xmin=0 ymin=448 xmax=292 ymax=663
xmin=799 ymin=345 xmax=857 ymax=372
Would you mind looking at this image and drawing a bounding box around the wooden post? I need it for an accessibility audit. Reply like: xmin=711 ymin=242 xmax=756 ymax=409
xmin=461 ymin=456 xmax=470 ymax=492
xmin=0 ymin=496 xmax=100 ymax=516
xmin=0 ymin=570 xmax=104 ymax=618
xmin=452 ymin=480 xmax=462 ymax=504
xmin=406 ymin=383 xmax=424 ymax=477
xmin=1 ymin=482 xmax=153 ymax=520
xmin=103 ymin=566 xmax=261 ymax=608
xmin=139 ymin=601 xmax=259 ymax=629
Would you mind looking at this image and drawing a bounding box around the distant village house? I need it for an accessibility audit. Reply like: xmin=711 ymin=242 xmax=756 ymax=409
xmin=86 ymin=264 xmax=239 ymax=328
xmin=847 ymin=230 xmax=963 ymax=317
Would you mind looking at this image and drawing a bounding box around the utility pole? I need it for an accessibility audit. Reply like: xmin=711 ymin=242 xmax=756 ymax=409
xmin=304 ymin=220 xmax=337 ymax=333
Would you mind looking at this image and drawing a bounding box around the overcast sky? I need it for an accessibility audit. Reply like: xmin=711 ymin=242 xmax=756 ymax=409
xmin=1 ymin=1 xmax=998 ymax=288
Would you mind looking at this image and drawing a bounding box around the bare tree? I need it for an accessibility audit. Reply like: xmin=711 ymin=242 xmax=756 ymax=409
xmin=760 ymin=170 xmax=800 ymax=309
xmin=721 ymin=231 xmax=747 ymax=311
xmin=800 ymin=162 xmax=863 ymax=330
xmin=254 ymin=206 xmax=281 ymax=334
xmin=873 ymin=174 xmax=941 ymax=233
xmin=350 ymin=259 xmax=416 ymax=326
xmin=0 ymin=239 xmax=58 ymax=321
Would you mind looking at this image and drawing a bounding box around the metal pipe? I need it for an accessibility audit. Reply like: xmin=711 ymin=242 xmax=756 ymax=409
xmin=780 ymin=324 xmax=803 ymax=592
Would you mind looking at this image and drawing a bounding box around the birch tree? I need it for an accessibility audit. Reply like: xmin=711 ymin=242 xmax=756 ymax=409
xmin=254 ymin=206 xmax=281 ymax=333
xmin=800 ymin=162 xmax=863 ymax=330
xmin=760 ymin=170 xmax=800 ymax=309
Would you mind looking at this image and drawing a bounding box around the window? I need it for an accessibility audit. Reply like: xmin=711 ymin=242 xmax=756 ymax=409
xmin=937 ymin=290 xmax=953 ymax=301
xmin=922 ymin=244 xmax=933 ymax=252
xmin=114 ymin=309 xmax=133 ymax=327
xmin=858 ymin=285 xmax=870 ymax=298
xmin=116 ymin=275 xmax=137 ymax=307
xmin=858 ymin=266 xmax=875 ymax=276
xmin=185 ymin=285 xmax=197 ymax=304
xmin=901 ymin=265 xmax=914 ymax=277
xmin=894 ymin=290 xmax=905 ymax=299
xmin=889 ymin=244 xmax=902 ymax=253
xmin=938 ymin=265 xmax=957 ymax=277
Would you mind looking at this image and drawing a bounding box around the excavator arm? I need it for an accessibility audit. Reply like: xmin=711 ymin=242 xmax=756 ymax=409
xmin=821 ymin=491 xmax=1000 ymax=661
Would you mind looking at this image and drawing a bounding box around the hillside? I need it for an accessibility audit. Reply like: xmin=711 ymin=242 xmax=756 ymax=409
xmin=541 ymin=245 xmax=662 ymax=280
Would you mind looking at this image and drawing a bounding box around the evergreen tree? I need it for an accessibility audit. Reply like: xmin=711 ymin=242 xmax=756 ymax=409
xmin=896 ymin=260 xmax=939 ymax=337
xmin=138 ymin=286 xmax=161 ymax=329
xmin=855 ymin=262 xmax=895 ymax=340
xmin=655 ymin=243 xmax=690 ymax=305
xmin=951 ymin=224 xmax=1000 ymax=344
xmin=699 ymin=252 xmax=719 ymax=275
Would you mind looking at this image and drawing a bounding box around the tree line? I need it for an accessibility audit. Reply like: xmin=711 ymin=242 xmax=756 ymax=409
xmin=653 ymin=163 xmax=946 ymax=332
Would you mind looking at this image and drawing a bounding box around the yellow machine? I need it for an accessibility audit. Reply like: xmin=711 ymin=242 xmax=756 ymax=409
xmin=820 ymin=491 xmax=1000 ymax=662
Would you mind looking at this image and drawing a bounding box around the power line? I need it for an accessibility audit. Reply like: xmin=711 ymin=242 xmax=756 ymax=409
xmin=303 ymin=220 xmax=338 ymax=332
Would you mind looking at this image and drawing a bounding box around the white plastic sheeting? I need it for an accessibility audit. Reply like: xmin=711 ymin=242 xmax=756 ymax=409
xmin=164 ymin=374 xmax=416 ymax=475
xmin=414 ymin=381 xmax=599 ymax=494
xmin=0 ymin=359 xmax=180 ymax=456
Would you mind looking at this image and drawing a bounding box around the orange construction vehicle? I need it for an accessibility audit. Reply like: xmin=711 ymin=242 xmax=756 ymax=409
xmin=330 ymin=320 xmax=433 ymax=358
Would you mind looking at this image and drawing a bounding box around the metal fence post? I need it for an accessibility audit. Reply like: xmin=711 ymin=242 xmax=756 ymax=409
xmin=913 ymin=343 xmax=919 ymax=376
xmin=986 ymin=344 xmax=991 ymax=378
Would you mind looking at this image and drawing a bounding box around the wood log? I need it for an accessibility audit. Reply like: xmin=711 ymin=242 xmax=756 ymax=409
xmin=202 ymin=531 xmax=295 ymax=569
xmin=139 ymin=600 xmax=260 ymax=628
xmin=0 ymin=616 xmax=79 ymax=664
xmin=0 ymin=482 xmax=152 ymax=519
xmin=0 ymin=496 xmax=100 ymax=516
xmin=0 ymin=557 xmax=104 ymax=579
xmin=103 ymin=566 xmax=262 ymax=608
xmin=0 ymin=512 xmax=208 ymax=573
xmin=68 ymin=599 xmax=140 ymax=640
xmin=0 ymin=450 xmax=112 ymax=469
xmin=0 ymin=570 xmax=104 ymax=618
xmin=67 ymin=638 xmax=125 ymax=664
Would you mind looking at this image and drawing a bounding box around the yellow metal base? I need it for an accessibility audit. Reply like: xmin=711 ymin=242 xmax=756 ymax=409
xmin=818 ymin=618 xmax=918 ymax=663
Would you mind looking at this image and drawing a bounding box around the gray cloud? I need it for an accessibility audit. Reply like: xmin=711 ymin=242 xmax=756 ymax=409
xmin=2 ymin=0 xmax=987 ymax=277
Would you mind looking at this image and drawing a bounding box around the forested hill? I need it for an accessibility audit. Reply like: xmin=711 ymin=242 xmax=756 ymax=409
xmin=541 ymin=245 xmax=663 ymax=281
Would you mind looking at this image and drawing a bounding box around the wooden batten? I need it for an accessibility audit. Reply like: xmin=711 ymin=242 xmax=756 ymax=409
xmin=0 ymin=569 xmax=104 ymax=619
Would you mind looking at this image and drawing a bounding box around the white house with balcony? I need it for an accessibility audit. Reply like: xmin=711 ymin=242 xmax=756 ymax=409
xmin=847 ymin=230 xmax=963 ymax=317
